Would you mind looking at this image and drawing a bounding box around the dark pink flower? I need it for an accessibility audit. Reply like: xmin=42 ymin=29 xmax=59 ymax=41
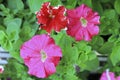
xmin=66 ymin=4 xmax=100 ymax=41
xmin=0 ymin=65 xmax=4 ymax=74
xmin=36 ymin=2 xmax=68 ymax=33
xmin=20 ymin=34 xmax=62 ymax=78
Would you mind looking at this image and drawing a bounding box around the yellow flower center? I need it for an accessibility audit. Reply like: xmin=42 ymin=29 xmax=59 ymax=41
xmin=40 ymin=50 xmax=47 ymax=62
xmin=80 ymin=17 xmax=87 ymax=27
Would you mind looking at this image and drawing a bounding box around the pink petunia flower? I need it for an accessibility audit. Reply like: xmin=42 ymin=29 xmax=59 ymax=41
xmin=66 ymin=4 xmax=100 ymax=41
xmin=0 ymin=65 xmax=4 ymax=74
xmin=36 ymin=2 xmax=68 ymax=33
xmin=100 ymin=71 xmax=116 ymax=80
xmin=116 ymin=76 xmax=120 ymax=80
xmin=20 ymin=34 xmax=62 ymax=78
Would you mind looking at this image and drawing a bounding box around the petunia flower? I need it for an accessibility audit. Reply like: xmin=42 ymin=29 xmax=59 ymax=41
xmin=0 ymin=65 xmax=4 ymax=74
xmin=20 ymin=34 xmax=62 ymax=78
xmin=100 ymin=70 xmax=116 ymax=80
xmin=66 ymin=4 xmax=100 ymax=41
xmin=36 ymin=2 xmax=68 ymax=33
xmin=116 ymin=76 xmax=120 ymax=80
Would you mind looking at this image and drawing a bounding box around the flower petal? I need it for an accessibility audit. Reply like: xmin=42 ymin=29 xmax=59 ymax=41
xmin=44 ymin=62 xmax=56 ymax=76
xmin=75 ymin=28 xmax=84 ymax=41
xmin=28 ymin=61 xmax=46 ymax=78
xmin=87 ymin=12 xmax=100 ymax=24
xmin=116 ymin=76 xmax=120 ymax=80
xmin=83 ymin=29 xmax=91 ymax=41
xmin=20 ymin=45 xmax=40 ymax=59
xmin=87 ymin=24 xmax=99 ymax=36
xmin=44 ymin=44 xmax=62 ymax=57
xmin=100 ymin=72 xmax=116 ymax=80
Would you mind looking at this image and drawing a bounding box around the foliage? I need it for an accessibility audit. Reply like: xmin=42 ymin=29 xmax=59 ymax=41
xmin=0 ymin=0 xmax=120 ymax=80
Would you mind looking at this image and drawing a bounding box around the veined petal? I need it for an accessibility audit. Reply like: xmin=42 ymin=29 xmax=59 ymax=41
xmin=75 ymin=4 xmax=85 ymax=17
xmin=44 ymin=45 xmax=62 ymax=57
xmin=75 ymin=29 xmax=83 ymax=41
xmin=20 ymin=45 xmax=40 ymax=59
xmin=87 ymin=24 xmax=99 ymax=36
xmin=83 ymin=29 xmax=91 ymax=41
xmin=44 ymin=62 xmax=56 ymax=76
xmin=87 ymin=12 xmax=100 ymax=24
xmin=28 ymin=61 xmax=46 ymax=78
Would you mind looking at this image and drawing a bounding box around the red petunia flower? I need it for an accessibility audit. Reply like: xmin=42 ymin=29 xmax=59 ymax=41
xmin=36 ymin=2 xmax=68 ymax=33
xmin=20 ymin=34 xmax=62 ymax=78
xmin=66 ymin=4 xmax=100 ymax=41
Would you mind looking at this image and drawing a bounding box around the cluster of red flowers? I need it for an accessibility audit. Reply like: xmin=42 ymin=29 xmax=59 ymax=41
xmin=20 ymin=2 xmax=100 ymax=78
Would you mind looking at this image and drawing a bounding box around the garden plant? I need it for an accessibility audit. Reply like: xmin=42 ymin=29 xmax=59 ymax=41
xmin=0 ymin=0 xmax=120 ymax=80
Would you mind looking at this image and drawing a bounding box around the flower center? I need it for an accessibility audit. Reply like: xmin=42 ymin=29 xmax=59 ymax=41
xmin=49 ymin=10 xmax=55 ymax=19
xmin=49 ymin=14 xmax=55 ymax=18
xmin=80 ymin=17 xmax=87 ymax=27
xmin=40 ymin=50 xmax=47 ymax=62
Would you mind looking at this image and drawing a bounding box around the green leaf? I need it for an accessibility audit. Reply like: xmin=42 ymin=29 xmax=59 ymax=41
xmin=0 ymin=31 xmax=12 ymax=51
xmin=0 ymin=4 xmax=10 ymax=15
xmin=7 ymin=0 xmax=24 ymax=12
xmin=92 ymin=0 xmax=103 ymax=15
xmin=99 ymin=42 xmax=114 ymax=54
xmin=88 ymin=51 xmax=97 ymax=60
xmin=57 ymin=33 xmax=78 ymax=63
xmin=4 ymin=17 xmax=22 ymax=42
xmin=78 ymin=0 xmax=92 ymax=8
xmin=77 ymin=53 xmax=99 ymax=71
xmin=3 ymin=59 xmax=33 ymax=80
xmin=90 ymin=36 xmax=104 ymax=51
xmin=66 ymin=0 xmax=77 ymax=9
xmin=76 ymin=41 xmax=91 ymax=54
xmin=83 ymin=57 xmax=99 ymax=71
xmin=19 ymin=21 xmax=38 ymax=41
xmin=52 ymin=31 xmax=65 ymax=45
xmin=63 ymin=73 xmax=79 ymax=80
xmin=100 ymin=10 xmax=119 ymax=35
xmin=108 ymin=35 xmax=119 ymax=42
xmin=0 ymin=25 xmax=5 ymax=31
xmin=9 ymin=39 xmax=23 ymax=63
xmin=100 ymin=0 xmax=110 ymax=3
xmin=50 ymin=0 xmax=62 ymax=6
xmin=10 ymin=51 xmax=23 ymax=63
xmin=27 ymin=0 xmax=50 ymax=13
xmin=110 ymin=45 xmax=120 ymax=66
xmin=79 ymin=53 xmax=88 ymax=63
xmin=114 ymin=0 xmax=120 ymax=14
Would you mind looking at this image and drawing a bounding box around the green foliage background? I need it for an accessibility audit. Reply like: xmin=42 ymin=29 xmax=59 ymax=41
xmin=0 ymin=0 xmax=120 ymax=80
